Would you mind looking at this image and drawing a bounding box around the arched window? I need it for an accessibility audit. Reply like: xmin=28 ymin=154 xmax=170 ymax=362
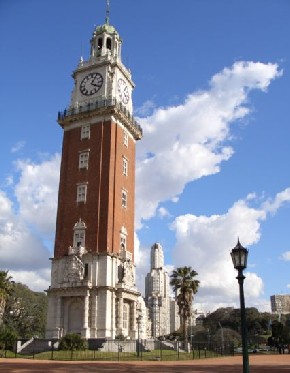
xmin=97 ymin=37 xmax=103 ymax=50
xmin=73 ymin=219 xmax=87 ymax=247
xmin=123 ymin=303 xmax=129 ymax=329
xmin=106 ymin=37 xmax=112 ymax=50
xmin=120 ymin=226 xmax=127 ymax=251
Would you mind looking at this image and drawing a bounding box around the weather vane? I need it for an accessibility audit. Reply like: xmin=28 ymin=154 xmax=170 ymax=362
xmin=105 ymin=0 xmax=110 ymax=25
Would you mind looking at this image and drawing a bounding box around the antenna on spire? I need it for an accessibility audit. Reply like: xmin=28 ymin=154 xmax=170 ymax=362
xmin=105 ymin=0 xmax=110 ymax=25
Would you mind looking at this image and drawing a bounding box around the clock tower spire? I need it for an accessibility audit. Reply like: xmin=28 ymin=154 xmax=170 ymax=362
xmin=46 ymin=7 xmax=142 ymax=340
xmin=105 ymin=0 xmax=110 ymax=25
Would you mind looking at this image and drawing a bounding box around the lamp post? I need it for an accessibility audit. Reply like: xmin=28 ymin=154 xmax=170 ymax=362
xmin=230 ymin=239 xmax=250 ymax=373
xmin=136 ymin=314 xmax=142 ymax=357
xmin=218 ymin=322 xmax=224 ymax=354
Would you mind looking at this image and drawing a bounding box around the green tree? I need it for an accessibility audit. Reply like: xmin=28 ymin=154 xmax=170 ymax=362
xmin=0 ymin=271 xmax=14 ymax=325
xmin=4 ymin=283 xmax=47 ymax=338
xmin=170 ymin=266 xmax=199 ymax=342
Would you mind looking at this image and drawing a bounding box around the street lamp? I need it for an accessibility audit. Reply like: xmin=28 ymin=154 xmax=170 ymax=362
xmin=136 ymin=314 xmax=142 ymax=357
xmin=231 ymin=239 xmax=250 ymax=373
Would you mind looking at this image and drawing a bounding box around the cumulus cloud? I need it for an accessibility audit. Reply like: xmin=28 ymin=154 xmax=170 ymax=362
xmin=9 ymin=269 xmax=51 ymax=292
xmin=158 ymin=207 xmax=171 ymax=218
xmin=0 ymin=155 xmax=60 ymax=291
xmin=135 ymin=61 xmax=282 ymax=228
xmin=134 ymin=233 xmax=150 ymax=293
xmin=135 ymin=99 xmax=156 ymax=116
xmin=14 ymin=154 xmax=60 ymax=238
xmin=168 ymin=188 xmax=289 ymax=311
xmin=262 ymin=187 xmax=290 ymax=214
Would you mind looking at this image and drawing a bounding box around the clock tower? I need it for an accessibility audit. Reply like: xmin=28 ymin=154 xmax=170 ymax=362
xmin=46 ymin=10 xmax=142 ymax=339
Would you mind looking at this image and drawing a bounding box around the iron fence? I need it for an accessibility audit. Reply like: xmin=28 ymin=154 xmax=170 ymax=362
xmin=0 ymin=338 xmax=234 ymax=361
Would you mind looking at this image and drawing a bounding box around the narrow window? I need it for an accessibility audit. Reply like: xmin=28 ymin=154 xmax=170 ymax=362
xmin=73 ymin=231 xmax=85 ymax=248
xmin=73 ymin=219 xmax=86 ymax=248
xmin=79 ymin=151 xmax=89 ymax=169
xmin=121 ymin=189 xmax=127 ymax=208
xmin=122 ymin=157 xmax=128 ymax=176
xmin=123 ymin=130 xmax=128 ymax=147
xmin=123 ymin=303 xmax=129 ymax=329
xmin=106 ymin=37 xmax=112 ymax=50
xmin=81 ymin=124 xmax=90 ymax=139
xmin=120 ymin=235 xmax=127 ymax=250
xmin=84 ymin=263 xmax=89 ymax=278
xmin=97 ymin=37 xmax=103 ymax=50
xmin=77 ymin=184 xmax=87 ymax=203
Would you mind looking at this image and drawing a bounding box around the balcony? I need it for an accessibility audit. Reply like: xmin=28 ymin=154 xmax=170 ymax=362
xmin=58 ymin=97 xmax=142 ymax=140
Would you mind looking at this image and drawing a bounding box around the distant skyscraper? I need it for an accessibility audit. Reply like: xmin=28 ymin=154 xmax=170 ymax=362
xmin=145 ymin=243 xmax=179 ymax=336
xmin=270 ymin=294 xmax=290 ymax=315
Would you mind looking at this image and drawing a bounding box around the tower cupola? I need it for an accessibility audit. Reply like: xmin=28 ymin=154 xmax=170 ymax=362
xmin=90 ymin=23 xmax=122 ymax=62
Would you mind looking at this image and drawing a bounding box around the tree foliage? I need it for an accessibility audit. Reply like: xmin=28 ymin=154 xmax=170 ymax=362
xmin=200 ymin=306 xmax=290 ymax=346
xmin=2 ymin=277 xmax=47 ymax=339
xmin=0 ymin=270 xmax=14 ymax=325
xmin=170 ymin=266 xmax=199 ymax=341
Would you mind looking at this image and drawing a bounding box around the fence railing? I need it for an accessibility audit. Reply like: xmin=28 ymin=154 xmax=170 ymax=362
xmin=0 ymin=338 xmax=234 ymax=361
xmin=57 ymin=97 xmax=143 ymax=138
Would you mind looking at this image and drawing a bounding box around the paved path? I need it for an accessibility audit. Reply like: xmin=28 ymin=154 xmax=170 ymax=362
xmin=1 ymin=355 xmax=290 ymax=372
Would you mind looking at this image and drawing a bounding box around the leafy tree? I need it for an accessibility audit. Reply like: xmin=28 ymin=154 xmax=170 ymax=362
xmin=170 ymin=266 xmax=199 ymax=342
xmin=3 ymin=282 xmax=47 ymax=338
xmin=0 ymin=271 xmax=14 ymax=325
xmin=59 ymin=333 xmax=88 ymax=350
xmin=202 ymin=307 xmax=274 ymax=347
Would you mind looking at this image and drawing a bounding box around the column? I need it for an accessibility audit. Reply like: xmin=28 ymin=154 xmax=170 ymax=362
xmin=111 ymin=291 xmax=116 ymax=338
xmin=131 ymin=301 xmax=137 ymax=339
xmin=90 ymin=292 xmax=97 ymax=338
xmin=117 ymin=296 xmax=123 ymax=336
xmin=83 ymin=292 xmax=90 ymax=338
xmin=56 ymin=296 xmax=62 ymax=338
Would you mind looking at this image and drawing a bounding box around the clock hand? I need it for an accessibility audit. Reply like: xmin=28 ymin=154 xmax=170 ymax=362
xmin=91 ymin=78 xmax=100 ymax=87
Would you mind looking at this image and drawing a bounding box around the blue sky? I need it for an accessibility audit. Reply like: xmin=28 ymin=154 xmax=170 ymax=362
xmin=1 ymin=0 xmax=290 ymax=313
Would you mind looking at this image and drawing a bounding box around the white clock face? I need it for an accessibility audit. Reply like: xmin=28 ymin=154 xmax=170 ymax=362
xmin=117 ymin=78 xmax=130 ymax=104
xmin=80 ymin=72 xmax=103 ymax=96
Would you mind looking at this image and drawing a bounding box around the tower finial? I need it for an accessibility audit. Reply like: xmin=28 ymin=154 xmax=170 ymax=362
xmin=105 ymin=0 xmax=110 ymax=25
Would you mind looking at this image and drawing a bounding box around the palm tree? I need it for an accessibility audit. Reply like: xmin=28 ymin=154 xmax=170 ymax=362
xmin=170 ymin=266 xmax=199 ymax=343
xmin=0 ymin=271 xmax=14 ymax=325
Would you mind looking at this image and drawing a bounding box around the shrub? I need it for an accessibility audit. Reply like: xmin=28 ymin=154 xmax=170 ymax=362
xmin=0 ymin=326 xmax=17 ymax=350
xmin=58 ymin=333 xmax=87 ymax=350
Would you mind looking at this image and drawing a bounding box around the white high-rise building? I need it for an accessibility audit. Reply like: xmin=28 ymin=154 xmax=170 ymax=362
xmin=271 ymin=294 xmax=290 ymax=315
xmin=145 ymin=243 xmax=179 ymax=337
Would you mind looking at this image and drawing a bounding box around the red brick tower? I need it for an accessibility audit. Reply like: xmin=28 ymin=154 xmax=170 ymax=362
xmin=46 ymin=14 xmax=142 ymax=339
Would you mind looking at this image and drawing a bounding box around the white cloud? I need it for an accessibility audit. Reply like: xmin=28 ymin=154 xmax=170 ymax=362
xmin=280 ymin=251 xmax=290 ymax=261
xmin=135 ymin=99 xmax=156 ymax=116
xmin=158 ymin=207 xmax=171 ymax=218
xmin=0 ymin=155 xmax=60 ymax=289
xmin=168 ymin=189 xmax=288 ymax=311
xmin=11 ymin=141 xmax=25 ymax=154
xmin=262 ymin=187 xmax=290 ymax=214
xmin=14 ymin=154 xmax=60 ymax=239
xmin=134 ymin=233 xmax=150 ymax=294
xmin=0 ymin=191 xmax=51 ymax=271
xmin=135 ymin=61 xmax=282 ymax=228
xmin=9 ymin=269 xmax=51 ymax=292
